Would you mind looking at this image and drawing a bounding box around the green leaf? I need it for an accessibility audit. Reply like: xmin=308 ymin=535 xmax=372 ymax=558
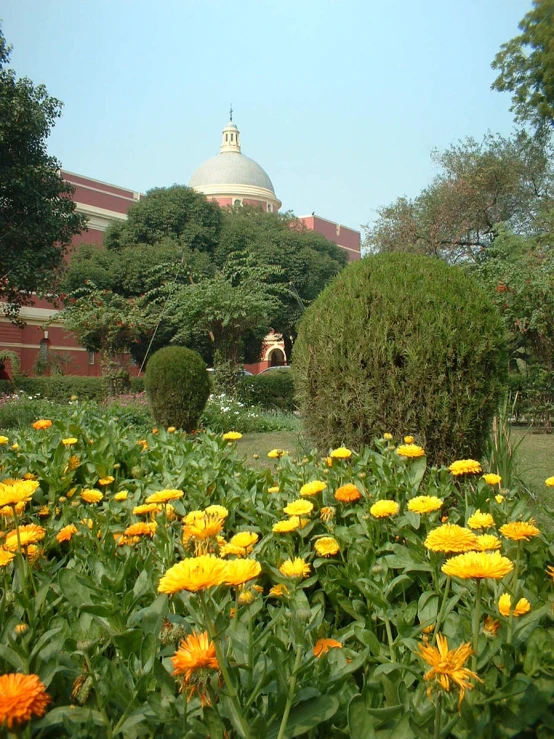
xmin=348 ymin=695 xmax=376 ymax=739
xmin=34 ymin=706 xmax=106 ymax=729
xmin=0 ymin=644 xmax=27 ymax=672
xmin=267 ymin=694 xmax=340 ymax=738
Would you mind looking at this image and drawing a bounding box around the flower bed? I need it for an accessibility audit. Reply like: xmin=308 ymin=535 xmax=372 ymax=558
xmin=0 ymin=404 xmax=553 ymax=736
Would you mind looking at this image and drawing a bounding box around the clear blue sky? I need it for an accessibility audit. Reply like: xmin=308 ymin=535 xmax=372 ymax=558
xmin=2 ymin=0 xmax=530 ymax=233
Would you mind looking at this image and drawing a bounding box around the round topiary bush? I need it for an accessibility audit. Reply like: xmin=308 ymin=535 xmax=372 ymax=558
xmin=292 ymin=253 xmax=507 ymax=464
xmin=144 ymin=346 xmax=210 ymax=432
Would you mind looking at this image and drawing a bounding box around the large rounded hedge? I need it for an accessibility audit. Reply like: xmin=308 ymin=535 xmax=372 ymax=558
xmin=144 ymin=346 xmax=210 ymax=432
xmin=292 ymin=253 xmax=507 ymax=464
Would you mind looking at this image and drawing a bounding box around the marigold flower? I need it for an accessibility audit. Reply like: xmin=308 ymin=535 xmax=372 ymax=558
xmin=0 ymin=436 xmax=8 ymax=445
xmin=0 ymin=673 xmax=51 ymax=728
xmin=11 ymin=443 xmax=18 ymax=450
xmin=4 ymin=524 xmax=46 ymax=552
xmin=0 ymin=502 xmax=26 ymax=518
xmin=424 ymin=524 xmax=479 ymax=553
xmin=98 ymin=476 xmax=114 ymax=486
xmin=495 ymin=494 xmax=505 ymax=503
xmin=467 ymin=509 xmax=495 ymax=530
xmin=313 ymin=638 xmax=342 ymax=657
xmin=404 ymin=435 xmax=414 ymax=444
xmin=482 ymin=473 xmax=501 ymax=485
xmin=396 ymin=443 xmax=426 ymax=459
xmin=279 ymin=557 xmax=311 ymax=579
xmin=267 ymin=448 xmax=286 ymax=458
xmin=114 ymin=491 xmax=128 ymax=501
xmin=442 ymin=551 xmax=513 ymax=580
xmin=56 ymin=524 xmax=78 ymax=543
xmin=269 ymin=583 xmax=289 ymax=597
xmin=227 ymin=531 xmax=258 ymax=554
xmin=0 ymin=479 xmax=39 ymax=508
xmin=314 ymin=536 xmax=340 ymax=557
xmin=183 ymin=513 xmax=225 ymax=543
xmin=273 ymin=517 xmax=300 ymax=533
xmin=32 ymin=419 xmax=52 ymax=430
xmin=474 ymin=534 xmax=501 ymax=551
xmin=62 ymin=437 xmax=78 ymax=446
xmin=125 ymin=522 xmax=157 ymax=537
xmin=499 ymin=520 xmax=540 ymax=541
xmin=547 ymin=565 xmax=554 ymax=581
xmin=114 ymin=534 xmax=140 ymax=547
xmin=483 ymin=615 xmax=500 ymax=636
xmin=37 ymin=506 xmax=50 ymax=517
xmin=320 ymin=506 xmax=335 ymax=522
xmin=498 ymin=593 xmax=531 ymax=617
xmin=171 ymin=631 xmax=219 ymax=704
xmin=14 ymin=624 xmax=28 ymax=635
xmin=224 ymin=559 xmax=262 ymax=586
xmin=133 ymin=503 xmax=162 ymax=516
xmin=334 ymin=483 xmax=362 ymax=503
xmin=283 ymin=499 xmax=313 ymax=517
xmin=238 ymin=590 xmax=256 ymax=605
xmin=268 ymin=486 xmax=280 ymax=493
xmin=158 ymin=555 xmax=227 ymax=593
xmin=370 ymin=500 xmax=399 ymax=518
xmin=222 ymin=431 xmax=242 ymax=441
xmin=383 ymin=432 xmax=393 ymax=440
xmin=545 ymin=476 xmax=554 ymax=487
xmin=330 ymin=447 xmax=352 ymax=459
xmin=407 ymin=496 xmax=442 ymax=514
xmin=418 ymin=633 xmax=481 ymax=708
xmin=146 ymin=489 xmax=184 ymax=504
xmin=204 ymin=505 xmax=229 ymax=518
xmin=300 ymin=480 xmax=327 ymax=497
xmin=0 ymin=549 xmax=16 ymax=567
xmin=449 ymin=459 xmax=482 ymax=476
xmin=80 ymin=490 xmax=103 ymax=504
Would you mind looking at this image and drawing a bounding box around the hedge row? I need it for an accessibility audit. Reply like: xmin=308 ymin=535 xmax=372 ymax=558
xmin=239 ymin=370 xmax=295 ymax=411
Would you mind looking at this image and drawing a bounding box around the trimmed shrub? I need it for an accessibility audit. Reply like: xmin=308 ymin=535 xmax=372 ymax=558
xmin=130 ymin=376 xmax=145 ymax=393
xmin=144 ymin=346 xmax=210 ymax=431
xmin=292 ymin=253 xmax=508 ymax=464
xmin=239 ymin=370 xmax=295 ymax=411
xmin=1 ymin=376 xmax=106 ymax=401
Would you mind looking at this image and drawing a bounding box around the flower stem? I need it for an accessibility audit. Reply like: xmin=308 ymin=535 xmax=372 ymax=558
xmin=434 ymin=691 xmax=443 ymax=739
xmin=433 ymin=576 xmax=451 ymax=642
xmin=383 ymin=613 xmax=396 ymax=661
xmin=277 ymin=644 xmax=303 ymax=739
xmin=472 ymin=579 xmax=482 ymax=671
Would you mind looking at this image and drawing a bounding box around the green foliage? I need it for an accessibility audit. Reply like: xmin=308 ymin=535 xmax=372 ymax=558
xmin=1 ymin=376 xmax=106 ymax=402
xmin=144 ymin=346 xmax=210 ymax=431
xmin=202 ymin=392 xmax=300 ymax=434
xmin=492 ymin=0 xmax=554 ymax=129
xmin=240 ymin=369 xmax=296 ymax=411
xmin=293 ymin=253 xmax=508 ymax=464
xmin=0 ymin=27 xmax=87 ymax=318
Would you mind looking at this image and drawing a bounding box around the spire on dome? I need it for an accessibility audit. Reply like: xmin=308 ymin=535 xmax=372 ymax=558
xmin=220 ymin=115 xmax=241 ymax=153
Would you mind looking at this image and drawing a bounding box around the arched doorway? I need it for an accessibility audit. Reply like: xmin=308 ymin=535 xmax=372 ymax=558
xmin=268 ymin=348 xmax=285 ymax=367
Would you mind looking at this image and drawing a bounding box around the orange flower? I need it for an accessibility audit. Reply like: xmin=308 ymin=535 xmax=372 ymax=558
xmin=418 ymin=633 xmax=481 ymax=708
xmin=313 ymin=638 xmax=342 ymax=658
xmin=4 ymin=524 xmax=46 ymax=552
xmin=0 ymin=673 xmax=51 ymax=729
xmin=124 ymin=522 xmax=157 ymax=537
xmin=31 ymin=419 xmax=52 ymax=430
xmin=499 ymin=520 xmax=540 ymax=541
xmin=334 ymin=484 xmax=361 ymax=503
xmin=158 ymin=555 xmax=227 ymax=593
xmin=171 ymin=631 xmax=220 ymax=704
xmin=56 ymin=524 xmax=78 ymax=543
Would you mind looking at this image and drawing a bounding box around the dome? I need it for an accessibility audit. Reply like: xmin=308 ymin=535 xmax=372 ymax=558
xmin=189 ymin=151 xmax=276 ymax=193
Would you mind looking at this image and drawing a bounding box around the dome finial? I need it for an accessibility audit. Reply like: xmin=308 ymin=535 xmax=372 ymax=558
xmin=229 ymin=103 xmax=233 ymax=122
xmin=220 ymin=116 xmax=241 ymax=154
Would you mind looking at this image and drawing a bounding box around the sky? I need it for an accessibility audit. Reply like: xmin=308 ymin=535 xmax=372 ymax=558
xmin=2 ymin=0 xmax=531 ymax=235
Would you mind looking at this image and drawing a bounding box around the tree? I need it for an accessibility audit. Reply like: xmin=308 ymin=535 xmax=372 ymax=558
xmin=0 ymin=28 xmax=87 ymax=318
xmin=364 ymin=131 xmax=553 ymax=261
xmin=492 ymin=0 xmax=554 ymax=130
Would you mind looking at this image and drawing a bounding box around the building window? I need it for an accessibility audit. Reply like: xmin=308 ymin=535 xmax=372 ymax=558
xmin=267 ymin=204 xmax=272 ymax=212
xmin=88 ymin=351 xmax=95 ymax=366
xmin=38 ymin=339 xmax=49 ymax=364
xmin=234 ymin=199 xmax=242 ymax=207
xmin=225 ymin=133 xmax=228 ymax=141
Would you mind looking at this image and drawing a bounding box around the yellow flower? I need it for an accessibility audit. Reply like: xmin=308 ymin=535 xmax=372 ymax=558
xmin=0 ymin=479 xmax=39 ymax=508
xmin=133 ymin=503 xmax=162 ymax=515
xmin=204 ymin=505 xmax=229 ymax=518
xmin=442 ymin=551 xmax=514 ymax=580
xmin=424 ymin=524 xmax=480 ymax=553
xmin=37 ymin=506 xmax=50 ymax=517
xmin=283 ymin=499 xmax=313 ymax=517
xmin=222 ymin=431 xmax=242 ymax=441
xmin=114 ymin=491 xmax=128 ymax=501
xmin=279 ymin=557 xmax=311 ymax=578
xmin=448 ymin=459 xmax=482 ymax=476
xmin=98 ymin=476 xmax=114 ymax=486
xmin=483 ymin=615 xmax=500 ymax=636
xmin=146 ymin=489 xmax=184 ymax=504
xmin=407 ymin=496 xmax=442 ymax=514
xmin=495 ymin=494 xmax=505 ymax=503
xmin=383 ymin=432 xmax=393 ymax=440
xmin=482 ymin=473 xmax=502 ymax=485
xmin=299 ymin=480 xmax=327 ymax=497
xmin=268 ymin=486 xmax=280 ymax=493
xmin=418 ymin=633 xmax=481 ymax=707
xmin=223 ymin=559 xmax=262 ymax=586
xmin=56 ymin=524 xmax=78 ymax=543
xmin=238 ymin=590 xmax=256 ymax=605
xmin=320 ymin=506 xmax=335 ymax=522
xmin=272 ymin=517 xmax=300 ymax=533
xmin=313 ymin=638 xmax=342 ymax=657
xmin=474 ymin=534 xmax=501 ymax=551
xmin=396 ymin=444 xmax=425 ymax=459
xmin=334 ymin=483 xmax=362 ymax=503
xmin=499 ymin=520 xmax=540 ymax=541
xmin=467 ymin=509 xmax=495 ymax=530
xmin=269 ymin=583 xmax=289 ymax=598
xmin=14 ymin=623 xmax=28 ymax=635
xmin=546 ymin=565 xmax=554 ymax=581
xmin=0 ymin=502 xmax=26 ymax=518
xmin=267 ymin=448 xmax=286 ymax=458
xmin=171 ymin=631 xmax=219 ymax=704
xmin=62 ymin=437 xmax=78 ymax=446
xmin=183 ymin=513 xmax=225 ymax=545
xmin=11 ymin=443 xmax=18 ymax=450
xmin=228 ymin=531 xmax=258 ymax=554
xmin=545 ymin=476 xmax=554 ymax=487
xmin=4 ymin=524 xmax=46 ymax=552
xmin=158 ymin=555 xmax=228 ymax=593
xmin=330 ymin=447 xmax=352 ymax=459
xmin=314 ymin=536 xmax=340 ymax=557
xmin=404 ymin=435 xmax=414 ymax=444
xmin=0 ymin=673 xmax=51 ymax=729
xmin=370 ymin=500 xmax=399 ymax=518
xmin=0 ymin=549 xmax=16 ymax=567
xmin=32 ymin=419 xmax=52 ymax=430
xmin=125 ymin=522 xmax=157 ymax=537
xmin=498 ymin=593 xmax=531 ymax=617
xmin=66 ymin=454 xmax=80 ymax=471
xmin=80 ymin=490 xmax=103 ymax=504
xmin=0 ymin=436 xmax=8 ymax=445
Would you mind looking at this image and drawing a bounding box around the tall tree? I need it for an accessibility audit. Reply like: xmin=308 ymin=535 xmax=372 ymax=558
xmin=492 ymin=0 xmax=554 ymax=130
xmin=0 ymin=28 xmax=86 ymax=319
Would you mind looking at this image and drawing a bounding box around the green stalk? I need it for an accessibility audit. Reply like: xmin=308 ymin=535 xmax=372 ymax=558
xmin=11 ymin=505 xmax=34 ymax=627
xmin=507 ymin=542 xmax=522 ymax=646
xmin=383 ymin=613 xmax=396 ymax=662
xmin=84 ymin=652 xmax=112 ymax=739
xmin=277 ymin=644 xmax=303 ymax=739
xmin=434 ymin=692 xmax=443 ymax=739
xmin=472 ymin=579 xmax=482 ymax=671
xmin=433 ymin=576 xmax=451 ymax=643
xmin=199 ymin=592 xmax=250 ymax=739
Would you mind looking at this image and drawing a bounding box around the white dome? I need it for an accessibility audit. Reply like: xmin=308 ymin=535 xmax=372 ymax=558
xmin=189 ymin=152 xmax=276 ymax=193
